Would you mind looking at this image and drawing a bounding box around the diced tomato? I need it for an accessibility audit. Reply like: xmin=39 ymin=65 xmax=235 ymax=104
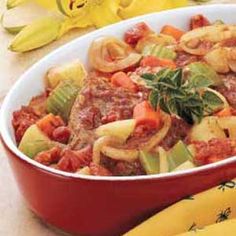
xmin=207 ymin=155 xmax=225 ymax=164
xmin=89 ymin=163 xmax=112 ymax=176
xmin=12 ymin=106 xmax=40 ymax=143
xmin=190 ymin=14 xmax=210 ymax=30
xmin=36 ymin=114 xmax=65 ymax=139
xmin=140 ymin=56 xmax=176 ymax=69
xmin=193 ymin=139 xmax=236 ymax=166
xmin=124 ymin=22 xmax=152 ymax=46
xmin=35 ymin=146 xmax=62 ymax=166
xmin=133 ymin=101 xmax=161 ymax=129
xmin=160 ymin=25 xmax=185 ymax=41
xmin=57 ymin=146 xmax=92 ymax=172
xmin=111 ymin=71 xmax=138 ymax=92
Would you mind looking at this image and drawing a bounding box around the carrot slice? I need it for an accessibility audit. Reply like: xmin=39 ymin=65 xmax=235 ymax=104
xmin=216 ymin=107 xmax=232 ymax=117
xmin=160 ymin=25 xmax=185 ymax=41
xmin=111 ymin=71 xmax=138 ymax=92
xmin=133 ymin=101 xmax=161 ymax=129
xmin=36 ymin=113 xmax=65 ymax=138
xmin=140 ymin=55 xmax=176 ymax=69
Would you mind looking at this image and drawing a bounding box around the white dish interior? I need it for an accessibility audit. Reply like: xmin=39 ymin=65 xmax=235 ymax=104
xmin=1 ymin=4 xmax=236 ymax=181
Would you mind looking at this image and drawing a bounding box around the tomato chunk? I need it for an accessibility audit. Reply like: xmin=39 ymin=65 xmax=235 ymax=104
xmin=124 ymin=22 xmax=152 ymax=46
xmin=190 ymin=14 xmax=210 ymax=30
xmin=57 ymin=146 xmax=92 ymax=172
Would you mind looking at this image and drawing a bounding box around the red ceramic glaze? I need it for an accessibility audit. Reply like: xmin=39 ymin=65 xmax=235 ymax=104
xmin=2 ymin=137 xmax=236 ymax=236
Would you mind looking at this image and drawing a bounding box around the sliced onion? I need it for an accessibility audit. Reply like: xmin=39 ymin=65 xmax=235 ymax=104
xmin=142 ymin=113 xmax=171 ymax=152
xmin=204 ymin=47 xmax=229 ymax=73
xmin=206 ymin=88 xmax=229 ymax=108
xmin=101 ymin=146 xmax=139 ymax=162
xmin=92 ymin=136 xmax=123 ymax=164
xmin=89 ymin=37 xmax=142 ymax=73
xmin=180 ymin=25 xmax=236 ymax=56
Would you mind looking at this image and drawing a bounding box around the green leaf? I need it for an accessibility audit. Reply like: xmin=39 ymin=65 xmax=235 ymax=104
xmin=159 ymin=97 xmax=171 ymax=114
xmin=141 ymin=73 xmax=156 ymax=81
xmin=149 ymin=90 xmax=159 ymax=109
xmin=188 ymin=74 xmax=213 ymax=89
xmin=202 ymin=90 xmax=224 ymax=115
xmin=141 ymin=67 xmax=223 ymax=124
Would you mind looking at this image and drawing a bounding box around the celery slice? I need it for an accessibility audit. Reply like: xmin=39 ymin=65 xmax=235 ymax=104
xmin=139 ymin=151 xmax=159 ymax=175
xmin=167 ymin=141 xmax=193 ymax=171
xmin=46 ymin=80 xmax=79 ymax=122
xmin=142 ymin=44 xmax=176 ymax=60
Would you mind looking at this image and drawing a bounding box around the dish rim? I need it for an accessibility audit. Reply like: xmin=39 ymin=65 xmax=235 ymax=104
xmin=1 ymin=4 xmax=236 ymax=182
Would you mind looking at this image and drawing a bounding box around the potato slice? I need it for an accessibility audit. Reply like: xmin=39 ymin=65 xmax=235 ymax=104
xmin=190 ymin=117 xmax=226 ymax=142
xmin=46 ymin=60 xmax=87 ymax=89
xmin=95 ymin=119 xmax=136 ymax=142
xmin=218 ymin=116 xmax=236 ymax=138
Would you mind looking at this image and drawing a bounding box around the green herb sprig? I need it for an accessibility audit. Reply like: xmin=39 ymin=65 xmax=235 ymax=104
xmin=141 ymin=68 xmax=224 ymax=124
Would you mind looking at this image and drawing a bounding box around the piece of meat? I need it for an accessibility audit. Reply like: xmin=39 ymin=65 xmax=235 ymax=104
xmin=124 ymin=124 xmax=158 ymax=149
xmin=100 ymin=155 xmax=145 ymax=176
xmin=90 ymin=163 xmax=112 ymax=176
xmin=160 ymin=116 xmax=191 ymax=150
xmin=69 ymin=75 xmax=147 ymax=149
xmin=217 ymin=74 xmax=236 ymax=108
xmin=113 ymin=160 xmax=145 ymax=176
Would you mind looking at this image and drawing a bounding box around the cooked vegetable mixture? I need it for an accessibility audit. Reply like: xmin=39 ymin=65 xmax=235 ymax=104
xmin=12 ymin=15 xmax=236 ymax=176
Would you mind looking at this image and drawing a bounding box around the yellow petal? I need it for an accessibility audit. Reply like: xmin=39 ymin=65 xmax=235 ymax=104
xmin=120 ymin=0 xmax=132 ymax=7
xmin=9 ymin=16 xmax=62 ymax=52
xmin=7 ymin=0 xmax=27 ymax=9
xmin=56 ymin=0 xmax=87 ymax=17
xmin=172 ymin=0 xmax=188 ymax=8
xmin=33 ymin=0 xmax=58 ymax=10
xmin=59 ymin=11 xmax=92 ymax=37
xmin=87 ymin=0 xmax=121 ymax=28
xmin=119 ymin=0 xmax=187 ymax=19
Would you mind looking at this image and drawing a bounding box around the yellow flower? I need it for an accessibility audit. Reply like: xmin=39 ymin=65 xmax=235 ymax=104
xmin=119 ymin=0 xmax=188 ymax=19
xmin=56 ymin=0 xmax=121 ymax=28
xmin=86 ymin=0 xmax=121 ymax=28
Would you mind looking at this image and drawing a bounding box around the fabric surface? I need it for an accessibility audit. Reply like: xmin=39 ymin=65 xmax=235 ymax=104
xmin=125 ymin=180 xmax=236 ymax=235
